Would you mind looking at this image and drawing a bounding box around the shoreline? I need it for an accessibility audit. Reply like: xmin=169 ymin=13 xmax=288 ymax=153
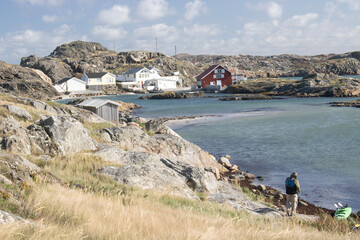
xmin=163 ymin=115 xmax=336 ymax=216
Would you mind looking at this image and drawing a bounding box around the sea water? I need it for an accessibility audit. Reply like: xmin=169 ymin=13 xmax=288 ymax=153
xmin=95 ymin=94 xmax=360 ymax=211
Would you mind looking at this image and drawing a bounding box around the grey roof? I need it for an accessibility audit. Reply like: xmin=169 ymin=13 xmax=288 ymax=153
xmin=123 ymin=68 xmax=144 ymax=75
xmin=55 ymin=77 xmax=85 ymax=85
xmin=77 ymin=99 xmax=121 ymax=108
xmin=85 ymin=72 xmax=108 ymax=78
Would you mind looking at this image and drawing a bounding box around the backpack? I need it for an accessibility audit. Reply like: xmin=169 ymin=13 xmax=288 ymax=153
xmin=285 ymin=177 xmax=297 ymax=194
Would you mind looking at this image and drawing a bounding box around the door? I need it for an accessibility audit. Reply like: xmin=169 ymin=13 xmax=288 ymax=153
xmin=216 ymin=80 xmax=222 ymax=86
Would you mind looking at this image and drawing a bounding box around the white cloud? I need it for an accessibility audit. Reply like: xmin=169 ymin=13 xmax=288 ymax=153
xmin=92 ymin=25 xmax=127 ymax=40
xmin=235 ymin=15 xmax=360 ymax=56
xmin=284 ymin=13 xmax=318 ymax=27
xmin=14 ymin=0 xmax=63 ymax=6
xmin=134 ymin=24 xmax=178 ymax=41
xmin=42 ymin=15 xmax=58 ymax=23
xmin=184 ymin=24 xmax=219 ymax=37
xmin=136 ymin=0 xmax=171 ymax=20
xmin=337 ymin=0 xmax=360 ymax=10
xmin=0 ymin=24 xmax=86 ymax=64
xmin=97 ymin=5 xmax=130 ymax=26
xmin=184 ymin=0 xmax=207 ymax=21
xmin=267 ymin=2 xmax=282 ymax=19
xmin=129 ymin=24 xmax=178 ymax=53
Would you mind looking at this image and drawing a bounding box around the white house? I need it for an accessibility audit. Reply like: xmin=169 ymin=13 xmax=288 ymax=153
xmin=54 ymin=77 xmax=86 ymax=93
xmin=117 ymin=67 xmax=181 ymax=91
xmin=81 ymin=72 xmax=116 ymax=90
xmin=143 ymin=79 xmax=177 ymax=90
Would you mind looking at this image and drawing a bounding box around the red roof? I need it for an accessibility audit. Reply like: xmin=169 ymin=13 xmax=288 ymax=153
xmin=196 ymin=64 xmax=231 ymax=80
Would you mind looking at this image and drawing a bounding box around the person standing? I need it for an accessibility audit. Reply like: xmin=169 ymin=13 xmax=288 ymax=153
xmin=285 ymin=172 xmax=301 ymax=216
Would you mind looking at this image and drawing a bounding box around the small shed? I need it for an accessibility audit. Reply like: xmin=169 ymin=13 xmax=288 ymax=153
xmin=77 ymin=99 xmax=121 ymax=123
xmin=54 ymin=77 xmax=86 ymax=93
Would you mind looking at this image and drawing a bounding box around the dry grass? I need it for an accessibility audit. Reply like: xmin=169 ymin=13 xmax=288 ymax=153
xmin=0 ymin=184 xmax=357 ymax=240
xmin=0 ymin=154 xmax=357 ymax=239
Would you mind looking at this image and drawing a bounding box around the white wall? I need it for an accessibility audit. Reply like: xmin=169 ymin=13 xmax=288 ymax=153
xmin=54 ymin=78 xmax=86 ymax=93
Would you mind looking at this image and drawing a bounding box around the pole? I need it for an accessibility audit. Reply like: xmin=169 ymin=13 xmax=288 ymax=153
xmin=156 ymin=37 xmax=158 ymax=53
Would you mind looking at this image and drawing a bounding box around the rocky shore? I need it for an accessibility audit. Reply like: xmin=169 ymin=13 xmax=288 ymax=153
xmin=330 ymin=99 xmax=360 ymax=107
xmin=0 ymin=93 xmax=341 ymax=227
xmin=139 ymin=91 xmax=205 ymax=100
xmin=225 ymin=73 xmax=360 ymax=97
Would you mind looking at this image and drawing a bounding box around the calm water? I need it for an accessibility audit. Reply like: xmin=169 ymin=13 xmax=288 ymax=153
xmin=93 ymin=94 xmax=360 ymax=211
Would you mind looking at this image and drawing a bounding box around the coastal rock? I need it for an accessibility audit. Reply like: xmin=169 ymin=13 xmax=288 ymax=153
xmin=0 ymin=60 xmax=58 ymax=100
xmin=50 ymin=40 xmax=108 ymax=59
xmin=2 ymin=105 xmax=33 ymax=121
xmin=225 ymin=74 xmax=360 ymax=97
xmin=331 ymin=99 xmax=360 ymax=107
xmin=0 ymin=116 xmax=31 ymax=155
xmin=99 ymin=163 xmax=200 ymax=200
xmin=147 ymin=91 xmax=205 ymax=99
xmin=21 ymin=41 xmax=201 ymax=87
xmin=244 ymin=173 xmax=255 ymax=179
xmin=38 ymin=116 xmax=96 ymax=155
xmin=0 ymin=210 xmax=29 ymax=225
xmin=94 ymin=145 xmax=158 ymax=164
xmin=219 ymin=157 xmax=232 ymax=168
xmin=230 ymin=164 xmax=239 ymax=173
xmin=21 ymin=56 xmax=73 ymax=83
xmin=0 ymin=152 xmax=40 ymax=185
xmin=160 ymin=158 xmax=219 ymax=193
xmin=145 ymin=119 xmax=166 ymax=134
xmin=257 ymin=184 xmax=266 ymax=192
xmin=175 ymin=51 xmax=360 ymax=79
xmin=100 ymin=126 xmax=219 ymax=169
xmin=27 ymin=123 xmax=58 ymax=155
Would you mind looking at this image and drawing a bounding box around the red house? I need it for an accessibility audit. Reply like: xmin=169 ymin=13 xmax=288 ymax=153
xmin=196 ymin=64 xmax=233 ymax=89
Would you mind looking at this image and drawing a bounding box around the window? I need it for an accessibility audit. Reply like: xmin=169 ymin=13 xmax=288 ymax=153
xmin=214 ymin=69 xmax=225 ymax=74
xmin=107 ymin=78 xmax=113 ymax=83
xmin=97 ymin=78 xmax=102 ymax=83
xmin=213 ymin=74 xmax=224 ymax=78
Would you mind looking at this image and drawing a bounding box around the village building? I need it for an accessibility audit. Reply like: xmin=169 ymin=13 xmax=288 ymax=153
xmin=54 ymin=77 xmax=86 ymax=93
xmin=196 ymin=65 xmax=233 ymax=90
xmin=81 ymin=72 xmax=116 ymax=91
xmin=116 ymin=67 xmax=181 ymax=91
xmin=77 ymin=99 xmax=120 ymax=123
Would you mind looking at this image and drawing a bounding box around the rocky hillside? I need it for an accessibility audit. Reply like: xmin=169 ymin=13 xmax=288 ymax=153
xmin=21 ymin=41 xmax=202 ymax=86
xmin=225 ymin=73 xmax=360 ymax=97
xmin=175 ymin=52 xmax=360 ymax=78
xmin=0 ymin=93 xmax=293 ymax=227
xmin=0 ymin=61 xmax=58 ymax=100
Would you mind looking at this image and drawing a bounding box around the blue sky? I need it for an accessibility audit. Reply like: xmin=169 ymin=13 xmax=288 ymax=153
xmin=1 ymin=0 xmax=360 ymax=64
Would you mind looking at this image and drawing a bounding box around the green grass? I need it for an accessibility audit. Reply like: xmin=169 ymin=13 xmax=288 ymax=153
xmin=83 ymin=122 xmax=116 ymax=142
xmin=157 ymin=194 xmax=247 ymax=220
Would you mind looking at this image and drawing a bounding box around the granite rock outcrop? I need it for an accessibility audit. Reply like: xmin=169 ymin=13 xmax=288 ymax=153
xmin=0 ymin=61 xmax=58 ymax=100
xmin=20 ymin=41 xmax=201 ymax=86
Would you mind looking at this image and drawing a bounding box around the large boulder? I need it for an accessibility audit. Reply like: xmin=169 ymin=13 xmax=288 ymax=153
xmin=30 ymin=57 xmax=73 ymax=83
xmin=160 ymin=158 xmax=219 ymax=193
xmin=100 ymin=163 xmax=199 ymax=200
xmin=0 ymin=116 xmax=31 ymax=155
xmin=0 ymin=61 xmax=58 ymax=100
xmin=38 ymin=116 xmax=96 ymax=155
xmin=27 ymin=123 xmax=58 ymax=155
xmin=100 ymin=126 xmax=219 ymax=169
xmin=2 ymin=105 xmax=33 ymax=121
xmin=94 ymin=145 xmax=158 ymax=164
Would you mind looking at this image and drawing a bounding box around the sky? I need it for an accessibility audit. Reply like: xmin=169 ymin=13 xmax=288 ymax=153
xmin=1 ymin=0 xmax=360 ymax=64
